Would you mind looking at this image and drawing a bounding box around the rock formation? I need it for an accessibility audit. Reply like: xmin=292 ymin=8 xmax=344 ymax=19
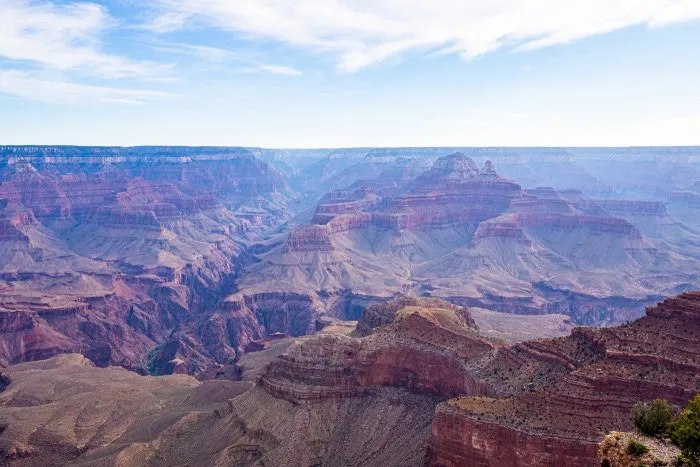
xmin=238 ymin=153 xmax=700 ymax=327
xmin=597 ymin=432 xmax=681 ymax=467
xmin=262 ymin=293 xmax=700 ymax=466
xmin=427 ymin=292 xmax=700 ymax=466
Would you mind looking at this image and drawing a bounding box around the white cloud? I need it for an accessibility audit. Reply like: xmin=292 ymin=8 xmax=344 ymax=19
xmin=0 ymin=70 xmax=176 ymax=104
xmin=0 ymin=0 xmax=164 ymax=78
xmin=147 ymin=0 xmax=700 ymax=72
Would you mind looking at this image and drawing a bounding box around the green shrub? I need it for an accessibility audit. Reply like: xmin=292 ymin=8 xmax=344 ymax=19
xmin=670 ymin=395 xmax=700 ymax=465
xmin=633 ymin=399 xmax=677 ymax=436
xmin=627 ymin=439 xmax=649 ymax=456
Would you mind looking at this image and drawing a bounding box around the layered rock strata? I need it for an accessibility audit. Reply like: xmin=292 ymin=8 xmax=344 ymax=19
xmin=427 ymin=292 xmax=700 ymax=466
xmin=0 ymin=147 xmax=294 ymax=375
xmin=0 ymin=292 xmax=697 ymax=466
xmin=239 ymin=153 xmax=700 ymax=326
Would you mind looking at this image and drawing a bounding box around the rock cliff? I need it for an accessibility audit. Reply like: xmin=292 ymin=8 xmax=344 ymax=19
xmin=427 ymin=292 xmax=700 ymax=466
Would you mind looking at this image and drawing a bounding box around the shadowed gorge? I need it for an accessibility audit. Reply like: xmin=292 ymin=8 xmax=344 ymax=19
xmin=0 ymin=146 xmax=295 ymax=376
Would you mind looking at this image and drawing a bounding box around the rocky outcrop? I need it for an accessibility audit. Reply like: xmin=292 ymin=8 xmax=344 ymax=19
xmin=427 ymin=292 xmax=700 ymax=466
xmin=372 ymin=159 xmax=522 ymax=229
xmin=598 ymin=432 xmax=681 ymax=467
xmin=473 ymin=215 xmax=530 ymax=244
xmin=314 ymin=185 xmax=381 ymax=216
xmin=428 ymin=152 xmax=480 ymax=178
xmin=283 ymin=226 xmax=333 ymax=252
xmin=260 ymin=298 xmax=498 ymax=401
xmin=356 ymin=296 xmax=473 ymax=336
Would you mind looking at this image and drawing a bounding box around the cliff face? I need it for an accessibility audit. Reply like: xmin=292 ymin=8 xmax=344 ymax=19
xmin=259 ymin=298 xmax=499 ymax=402
xmin=427 ymin=292 xmax=700 ymax=466
xmin=0 ymin=147 xmax=295 ymax=375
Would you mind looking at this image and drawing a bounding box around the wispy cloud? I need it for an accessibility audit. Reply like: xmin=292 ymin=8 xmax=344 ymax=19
xmin=145 ymin=0 xmax=700 ymax=72
xmin=0 ymin=0 xmax=164 ymax=78
xmin=0 ymin=0 xmax=175 ymax=103
xmin=0 ymin=70 xmax=176 ymax=105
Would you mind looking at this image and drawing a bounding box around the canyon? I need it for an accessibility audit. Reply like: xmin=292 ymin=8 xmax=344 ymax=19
xmin=0 ymin=145 xmax=699 ymax=465
xmin=0 ymin=146 xmax=293 ymax=375
xmin=1 ymin=146 xmax=699 ymax=378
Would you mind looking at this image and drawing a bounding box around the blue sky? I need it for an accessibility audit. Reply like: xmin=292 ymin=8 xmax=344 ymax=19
xmin=1 ymin=0 xmax=699 ymax=147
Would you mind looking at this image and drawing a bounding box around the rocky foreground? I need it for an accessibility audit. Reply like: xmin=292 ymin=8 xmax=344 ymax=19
xmin=597 ymin=432 xmax=681 ymax=467
xmin=0 ymin=292 xmax=697 ymax=466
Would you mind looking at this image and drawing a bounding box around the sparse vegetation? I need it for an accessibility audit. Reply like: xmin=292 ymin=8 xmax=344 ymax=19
xmin=669 ymin=395 xmax=700 ymax=465
xmin=633 ymin=399 xmax=678 ymax=436
xmin=627 ymin=439 xmax=649 ymax=456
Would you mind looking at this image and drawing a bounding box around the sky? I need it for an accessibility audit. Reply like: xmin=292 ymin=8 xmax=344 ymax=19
xmin=0 ymin=0 xmax=699 ymax=148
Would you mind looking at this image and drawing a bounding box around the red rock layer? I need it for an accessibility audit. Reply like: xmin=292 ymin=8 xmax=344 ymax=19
xmin=473 ymin=215 xmax=530 ymax=244
xmin=283 ymin=226 xmax=333 ymax=252
xmin=373 ymin=179 xmax=521 ymax=230
xmin=283 ymin=154 xmax=644 ymax=255
xmin=260 ymin=299 xmax=501 ymax=401
xmin=250 ymin=293 xmax=699 ymax=465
